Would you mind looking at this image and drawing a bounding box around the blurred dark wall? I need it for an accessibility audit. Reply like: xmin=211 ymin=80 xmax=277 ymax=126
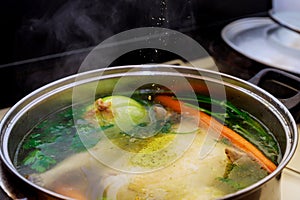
xmin=1 ymin=0 xmax=271 ymax=64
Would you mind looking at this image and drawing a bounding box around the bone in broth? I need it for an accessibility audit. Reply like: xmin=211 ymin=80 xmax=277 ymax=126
xmin=14 ymin=91 xmax=281 ymax=200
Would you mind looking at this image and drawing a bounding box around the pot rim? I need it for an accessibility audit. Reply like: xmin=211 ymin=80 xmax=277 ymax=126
xmin=0 ymin=64 xmax=298 ymax=199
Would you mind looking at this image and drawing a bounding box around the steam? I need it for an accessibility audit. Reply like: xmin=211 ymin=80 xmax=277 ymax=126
xmin=17 ymin=0 xmax=196 ymax=54
xmin=17 ymin=0 xmax=139 ymax=56
xmin=28 ymin=0 xmax=116 ymax=50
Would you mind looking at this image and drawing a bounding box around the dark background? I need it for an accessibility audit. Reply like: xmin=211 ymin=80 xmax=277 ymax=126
xmin=0 ymin=0 xmax=272 ymax=108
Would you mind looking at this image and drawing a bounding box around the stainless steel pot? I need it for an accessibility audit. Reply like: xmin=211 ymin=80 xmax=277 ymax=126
xmin=0 ymin=65 xmax=298 ymax=200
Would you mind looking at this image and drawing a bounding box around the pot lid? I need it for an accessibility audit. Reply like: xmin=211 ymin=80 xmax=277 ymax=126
xmin=221 ymin=17 xmax=300 ymax=75
xmin=269 ymin=9 xmax=300 ymax=33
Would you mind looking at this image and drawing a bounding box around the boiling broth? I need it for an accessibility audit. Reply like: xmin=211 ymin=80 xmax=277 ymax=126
xmin=14 ymin=93 xmax=281 ymax=200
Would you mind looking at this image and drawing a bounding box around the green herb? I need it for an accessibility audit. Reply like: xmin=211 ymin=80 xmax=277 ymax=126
xmin=160 ymin=121 xmax=172 ymax=133
xmin=217 ymin=177 xmax=243 ymax=191
xmin=20 ymin=106 xmax=107 ymax=173
xmin=23 ymin=150 xmax=56 ymax=173
xmin=71 ymin=124 xmax=113 ymax=152
xmin=223 ymin=162 xmax=237 ymax=179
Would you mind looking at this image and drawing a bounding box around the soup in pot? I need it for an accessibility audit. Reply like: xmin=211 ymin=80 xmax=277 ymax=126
xmin=14 ymin=90 xmax=281 ymax=200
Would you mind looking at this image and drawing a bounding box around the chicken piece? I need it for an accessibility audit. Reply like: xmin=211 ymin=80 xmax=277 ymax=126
xmin=151 ymin=104 xmax=169 ymax=121
xmin=95 ymin=98 xmax=112 ymax=111
xmin=28 ymin=141 xmax=132 ymax=199
xmin=225 ymin=148 xmax=246 ymax=163
xmin=118 ymin=129 xmax=229 ymax=200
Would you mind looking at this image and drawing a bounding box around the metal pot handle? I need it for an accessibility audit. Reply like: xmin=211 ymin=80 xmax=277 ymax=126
xmin=248 ymin=68 xmax=300 ymax=110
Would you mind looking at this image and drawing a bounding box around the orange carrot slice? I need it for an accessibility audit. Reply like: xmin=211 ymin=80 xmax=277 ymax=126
xmin=54 ymin=185 xmax=86 ymax=200
xmin=154 ymin=95 xmax=277 ymax=173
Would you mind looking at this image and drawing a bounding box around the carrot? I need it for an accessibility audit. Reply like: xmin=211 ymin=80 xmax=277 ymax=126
xmin=154 ymin=95 xmax=277 ymax=173
xmin=54 ymin=185 xmax=87 ymax=200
